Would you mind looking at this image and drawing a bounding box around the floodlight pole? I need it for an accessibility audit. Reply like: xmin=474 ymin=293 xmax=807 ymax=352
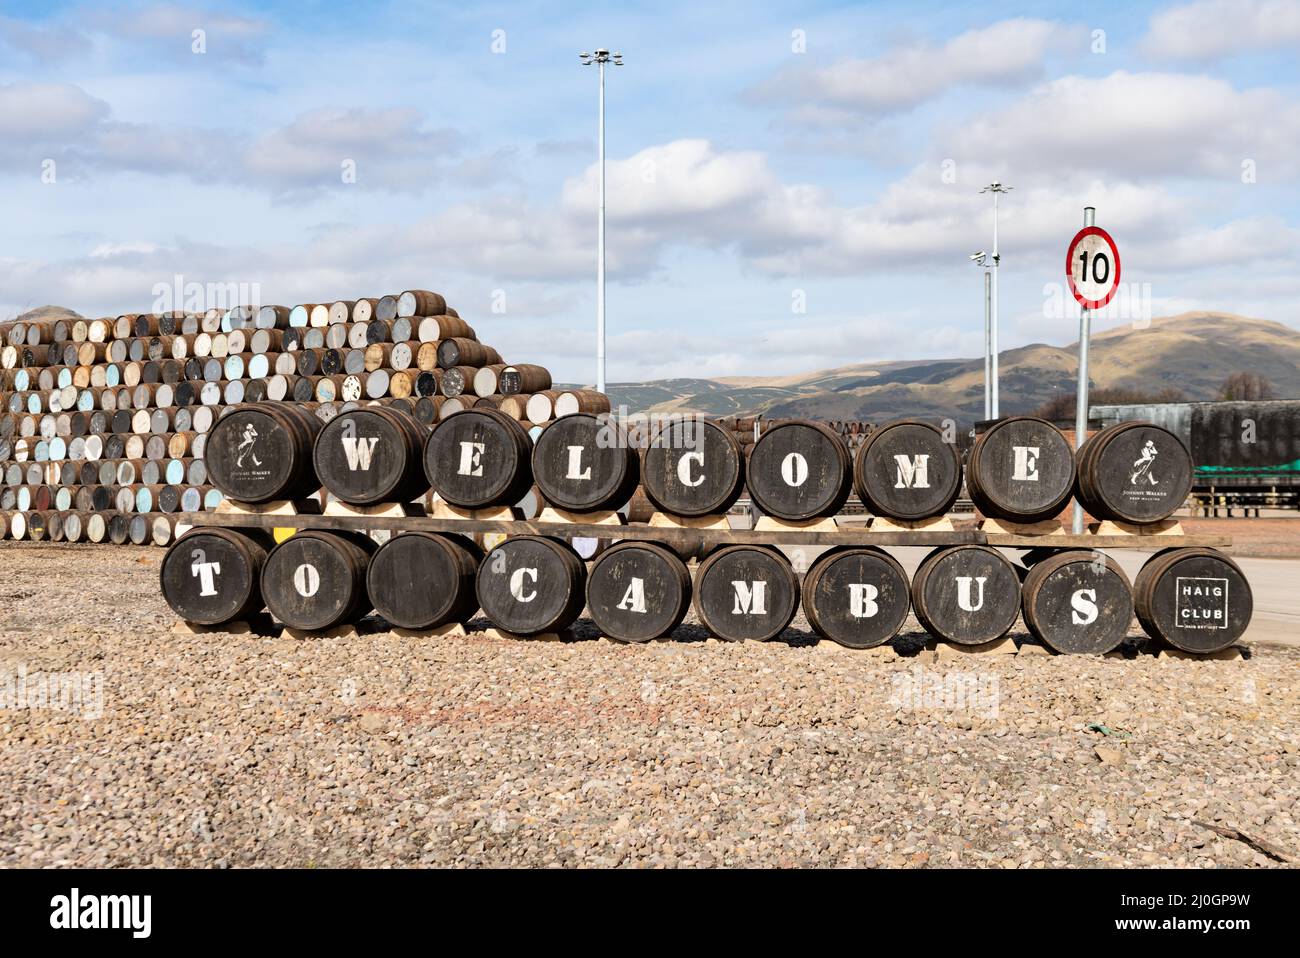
xmin=580 ymin=48 xmax=622 ymax=394
xmin=981 ymin=182 xmax=1011 ymax=419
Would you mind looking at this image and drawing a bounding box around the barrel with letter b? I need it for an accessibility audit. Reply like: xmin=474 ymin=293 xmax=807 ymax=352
xmin=693 ymin=544 xmax=799 ymax=642
xmin=746 ymin=420 xmax=852 ymax=521
xmin=852 ymin=419 xmax=962 ymax=520
xmin=1020 ymin=549 xmax=1133 ymax=654
xmin=641 ymin=418 xmax=744 ymax=518
xmin=1134 ymin=547 xmax=1252 ymax=654
xmin=586 ymin=541 xmax=692 ymax=642
xmin=531 ymin=412 xmax=639 ymax=513
xmin=424 ymin=408 xmax=534 ymax=509
xmin=802 ymin=546 xmax=911 ymax=648
xmin=911 ymin=545 xmax=1021 ymax=645
xmin=312 ymin=406 xmax=429 ymax=505
xmin=261 ymin=530 xmax=377 ymax=631
xmin=966 ymin=416 xmax=1075 ymax=524
xmin=476 ymin=535 xmax=586 ymax=636
xmin=160 ymin=528 xmax=273 ymax=625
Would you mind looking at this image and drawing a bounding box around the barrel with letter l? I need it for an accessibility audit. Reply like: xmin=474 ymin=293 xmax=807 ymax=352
xmin=367 ymin=532 xmax=483 ymax=629
xmin=641 ymin=418 xmax=744 ymax=518
xmin=312 ymin=406 xmax=429 ymax=505
xmin=205 ymin=403 xmax=323 ymax=503
xmin=261 ymin=530 xmax=376 ymax=631
xmin=802 ymin=546 xmax=911 ymax=648
xmin=532 ymin=412 xmax=639 ymax=512
xmin=1133 ymin=547 xmax=1252 ymax=654
xmin=160 ymin=528 xmax=274 ymax=625
xmin=424 ymin=408 xmax=534 ymax=508
xmin=966 ymin=416 xmax=1075 ymax=523
xmin=911 ymin=545 xmax=1021 ymax=645
xmin=853 ymin=419 xmax=961 ymax=520
xmin=475 ymin=535 xmax=586 ymax=636
xmin=746 ymin=420 xmax=852 ymax=521
xmin=1021 ymin=549 xmax=1133 ymax=654
xmin=586 ymin=541 xmax=692 ymax=643
xmin=1075 ymin=421 xmax=1193 ymax=524
xmin=693 ymin=544 xmax=798 ymax=642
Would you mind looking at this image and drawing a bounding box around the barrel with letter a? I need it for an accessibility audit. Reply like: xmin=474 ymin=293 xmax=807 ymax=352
xmin=586 ymin=541 xmax=692 ymax=642
xmin=640 ymin=419 xmax=744 ymax=518
xmin=802 ymin=546 xmax=911 ymax=648
xmin=160 ymin=528 xmax=274 ymax=625
xmin=911 ymin=545 xmax=1021 ymax=645
xmin=693 ymin=544 xmax=799 ymax=641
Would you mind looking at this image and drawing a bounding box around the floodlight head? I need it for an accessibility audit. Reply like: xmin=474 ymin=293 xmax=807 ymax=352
xmin=970 ymin=251 xmax=987 ymax=264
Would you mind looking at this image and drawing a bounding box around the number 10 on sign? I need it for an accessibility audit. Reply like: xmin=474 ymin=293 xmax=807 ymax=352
xmin=1066 ymin=226 xmax=1121 ymax=309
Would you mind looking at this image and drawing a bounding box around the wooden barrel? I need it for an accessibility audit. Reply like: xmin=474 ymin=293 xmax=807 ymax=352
xmin=312 ymin=406 xmax=429 ymax=505
xmin=367 ymin=531 xmax=483 ymax=629
xmin=261 ymin=529 xmax=376 ymax=631
xmin=437 ymin=338 xmax=499 ymax=369
xmin=471 ymin=364 xmax=508 ymax=397
xmin=499 ymin=364 xmax=551 ymax=396
xmin=966 ymin=416 xmax=1076 ymax=523
xmin=475 ymin=535 xmax=586 ymax=636
xmin=532 ymin=412 xmax=639 ymax=512
xmin=586 ymin=541 xmax=691 ymax=643
xmin=554 ymin=390 xmax=609 ymax=418
xmin=396 ymin=289 xmax=447 ymax=318
xmin=911 ymin=545 xmax=1021 ymax=645
xmin=747 ymin=419 xmax=852 ymax=521
xmin=1133 ymin=547 xmax=1252 ymax=653
xmin=1076 ymin=421 xmax=1193 ymax=523
xmin=641 ymin=419 xmax=744 ymax=518
xmin=205 ymin=404 xmax=323 ymax=502
xmin=853 ymin=419 xmax=961 ymax=520
xmin=693 ymin=544 xmax=798 ymax=642
xmin=525 ymin=391 xmax=560 ymax=425
xmin=416 ymin=315 xmax=475 ymax=343
xmin=424 ymin=408 xmax=534 ymax=508
xmin=1021 ymin=550 xmax=1133 ymax=654
xmin=802 ymin=546 xmax=910 ymax=648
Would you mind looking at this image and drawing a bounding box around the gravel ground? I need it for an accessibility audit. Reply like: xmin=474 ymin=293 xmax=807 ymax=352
xmin=1 ymin=542 xmax=1296 ymax=868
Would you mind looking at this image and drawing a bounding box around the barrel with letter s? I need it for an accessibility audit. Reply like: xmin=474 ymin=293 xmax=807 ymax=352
xmin=802 ymin=546 xmax=911 ymax=648
xmin=693 ymin=544 xmax=798 ymax=641
xmin=852 ymin=419 xmax=962 ymax=520
xmin=160 ymin=528 xmax=274 ymax=625
xmin=261 ymin=530 xmax=376 ymax=631
xmin=1133 ymin=547 xmax=1252 ymax=653
xmin=641 ymin=419 xmax=744 ymax=518
xmin=531 ymin=412 xmax=639 ymax=513
xmin=1020 ymin=549 xmax=1133 ymax=654
xmin=586 ymin=541 xmax=692 ymax=642
xmin=911 ymin=545 xmax=1021 ymax=645
xmin=746 ymin=420 xmax=852 ymax=521
xmin=476 ymin=535 xmax=586 ymax=636
xmin=424 ymin=408 xmax=534 ymax=508
xmin=1075 ymin=421 xmax=1193 ymax=524
xmin=966 ymin=416 xmax=1075 ymax=524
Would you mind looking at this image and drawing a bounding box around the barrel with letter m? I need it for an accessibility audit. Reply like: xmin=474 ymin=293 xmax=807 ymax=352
xmin=312 ymin=406 xmax=429 ymax=505
xmin=641 ymin=419 xmax=744 ymax=518
xmin=802 ymin=546 xmax=911 ymax=648
xmin=532 ymin=412 xmax=639 ymax=513
xmin=476 ymin=535 xmax=587 ymax=636
xmin=160 ymin=528 xmax=274 ymax=625
xmin=424 ymin=408 xmax=534 ymax=508
xmin=586 ymin=541 xmax=692 ymax=642
xmin=1021 ymin=549 xmax=1133 ymax=654
xmin=746 ymin=420 xmax=852 ymax=521
xmin=693 ymin=544 xmax=798 ymax=642
xmin=911 ymin=545 xmax=1021 ymax=645
xmin=966 ymin=416 xmax=1076 ymax=523
xmin=852 ymin=419 xmax=962 ymax=520
xmin=1134 ymin=547 xmax=1252 ymax=653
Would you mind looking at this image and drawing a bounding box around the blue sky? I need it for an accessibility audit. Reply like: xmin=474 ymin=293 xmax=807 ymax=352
xmin=2 ymin=0 xmax=1299 ymax=383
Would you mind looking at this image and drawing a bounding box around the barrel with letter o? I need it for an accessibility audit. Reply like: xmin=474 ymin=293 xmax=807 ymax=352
xmin=261 ymin=530 xmax=376 ymax=631
xmin=746 ymin=420 xmax=852 ymax=521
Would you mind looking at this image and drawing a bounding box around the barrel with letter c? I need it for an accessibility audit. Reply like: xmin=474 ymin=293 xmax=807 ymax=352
xmin=641 ymin=419 xmax=744 ymax=518
xmin=531 ymin=412 xmax=639 ymax=513
xmin=160 ymin=528 xmax=274 ymax=625
xmin=911 ymin=544 xmax=1021 ymax=645
xmin=475 ymin=535 xmax=587 ymax=636
xmin=746 ymin=420 xmax=852 ymax=521
xmin=802 ymin=546 xmax=911 ymax=648
xmin=852 ymin=419 xmax=962 ymax=520
xmin=261 ymin=530 xmax=376 ymax=631
xmin=1133 ymin=547 xmax=1252 ymax=653
xmin=693 ymin=544 xmax=799 ymax=642
xmin=1020 ymin=549 xmax=1133 ymax=654
xmin=966 ymin=416 xmax=1076 ymax=524
xmin=586 ymin=541 xmax=692 ymax=642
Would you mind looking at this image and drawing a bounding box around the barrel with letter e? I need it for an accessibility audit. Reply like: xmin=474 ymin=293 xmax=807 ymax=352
xmin=966 ymin=416 xmax=1076 ymax=524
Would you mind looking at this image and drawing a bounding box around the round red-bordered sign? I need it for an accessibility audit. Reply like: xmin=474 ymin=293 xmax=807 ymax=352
xmin=1065 ymin=226 xmax=1121 ymax=310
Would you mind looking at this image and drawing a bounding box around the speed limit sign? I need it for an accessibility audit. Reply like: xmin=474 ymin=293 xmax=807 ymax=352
xmin=1066 ymin=226 xmax=1121 ymax=309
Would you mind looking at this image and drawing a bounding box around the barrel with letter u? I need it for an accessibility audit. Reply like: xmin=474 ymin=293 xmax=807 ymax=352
xmin=160 ymin=528 xmax=273 ymax=625
xmin=911 ymin=544 xmax=1021 ymax=645
xmin=746 ymin=420 xmax=852 ymax=521
xmin=586 ymin=541 xmax=692 ymax=642
xmin=1075 ymin=421 xmax=1193 ymax=524
xmin=424 ymin=408 xmax=534 ymax=508
xmin=966 ymin=416 xmax=1076 ymax=523
xmin=531 ymin=412 xmax=639 ymax=512
xmin=312 ymin=406 xmax=429 ymax=505
xmin=641 ymin=419 xmax=744 ymax=518
xmin=802 ymin=546 xmax=911 ymax=648
xmin=1020 ymin=549 xmax=1133 ymax=654
xmin=475 ymin=535 xmax=586 ymax=636
xmin=261 ymin=530 xmax=376 ymax=631
xmin=693 ymin=544 xmax=799 ymax=642
xmin=1133 ymin=547 xmax=1252 ymax=653
xmin=366 ymin=532 xmax=483 ymax=629
xmin=205 ymin=403 xmax=324 ymax=503
xmin=852 ymin=419 xmax=962 ymax=520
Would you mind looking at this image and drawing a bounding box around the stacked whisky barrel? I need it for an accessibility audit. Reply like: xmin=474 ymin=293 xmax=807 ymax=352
xmin=0 ymin=291 xmax=596 ymax=546
xmin=161 ymin=409 xmax=1252 ymax=656
xmin=716 ymin=416 xmax=874 ymax=455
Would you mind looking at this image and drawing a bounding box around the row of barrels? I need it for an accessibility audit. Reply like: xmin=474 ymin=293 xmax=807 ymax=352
xmin=161 ymin=527 xmax=1251 ymax=654
xmin=2 ymin=509 xmax=180 ymax=545
xmin=207 ymin=406 xmax=1193 ymax=525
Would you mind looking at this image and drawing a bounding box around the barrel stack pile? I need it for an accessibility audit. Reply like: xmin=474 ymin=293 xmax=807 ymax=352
xmin=162 ymin=409 xmax=1253 ymax=656
xmin=715 ymin=416 xmax=873 ymax=456
xmin=0 ymin=291 xmax=608 ymax=546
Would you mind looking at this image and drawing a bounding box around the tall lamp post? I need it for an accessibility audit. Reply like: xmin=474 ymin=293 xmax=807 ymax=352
xmin=970 ymin=251 xmax=990 ymax=420
xmin=979 ymin=182 xmax=1012 ymax=419
xmin=579 ymin=48 xmax=623 ymax=394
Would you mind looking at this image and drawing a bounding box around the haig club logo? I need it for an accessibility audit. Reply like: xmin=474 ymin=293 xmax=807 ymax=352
xmin=49 ymin=888 xmax=152 ymax=939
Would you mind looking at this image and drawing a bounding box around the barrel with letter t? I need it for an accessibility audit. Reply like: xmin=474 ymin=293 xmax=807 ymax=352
xmin=641 ymin=419 xmax=744 ymax=518
xmin=312 ymin=406 xmax=429 ymax=505
xmin=693 ymin=544 xmax=798 ymax=641
xmin=1021 ymin=550 xmax=1133 ymax=654
xmin=476 ymin=535 xmax=587 ymax=636
xmin=911 ymin=545 xmax=1021 ymax=645
xmin=424 ymin=408 xmax=534 ymax=508
xmin=802 ymin=546 xmax=911 ymax=648
xmin=367 ymin=532 xmax=483 ymax=629
xmin=531 ymin=412 xmax=639 ymax=512
xmin=1133 ymin=547 xmax=1252 ymax=654
xmin=261 ymin=530 xmax=377 ymax=631
xmin=1075 ymin=421 xmax=1193 ymax=524
xmin=160 ymin=528 xmax=274 ymax=625
xmin=746 ymin=420 xmax=852 ymax=521
xmin=586 ymin=541 xmax=692 ymax=642
xmin=966 ymin=416 xmax=1076 ymax=524
xmin=852 ymin=419 xmax=962 ymax=520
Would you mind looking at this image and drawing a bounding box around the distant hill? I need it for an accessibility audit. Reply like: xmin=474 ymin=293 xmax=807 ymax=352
xmin=602 ymin=312 xmax=1300 ymax=422
xmin=5 ymin=305 xmax=82 ymax=324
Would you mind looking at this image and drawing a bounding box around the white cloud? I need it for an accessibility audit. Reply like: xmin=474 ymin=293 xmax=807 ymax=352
xmin=1145 ymin=0 xmax=1300 ymax=59
xmin=0 ymin=82 xmax=108 ymax=138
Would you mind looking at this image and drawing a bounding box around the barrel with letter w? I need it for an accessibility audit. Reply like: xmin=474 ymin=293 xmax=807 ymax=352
xmin=1133 ymin=547 xmax=1252 ymax=653
xmin=367 ymin=532 xmax=483 ymax=629
xmin=205 ymin=404 xmax=324 ymax=503
xmin=160 ymin=528 xmax=273 ymax=625
xmin=424 ymin=408 xmax=534 ymax=508
xmin=911 ymin=545 xmax=1021 ymax=645
xmin=261 ymin=530 xmax=376 ymax=631
xmin=693 ymin=544 xmax=798 ymax=641
xmin=802 ymin=546 xmax=911 ymax=648
xmin=586 ymin=541 xmax=692 ymax=642
xmin=476 ymin=535 xmax=586 ymax=636
xmin=1021 ymin=550 xmax=1133 ymax=654
xmin=746 ymin=420 xmax=852 ymax=521
xmin=312 ymin=407 xmax=429 ymax=505
xmin=966 ymin=416 xmax=1076 ymax=523
xmin=852 ymin=420 xmax=962 ymax=520
xmin=532 ymin=412 xmax=639 ymax=512
xmin=1075 ymin=421 xmax=1193 ymax=524
xmin=641 ymin=419 xmax=744 ymax=518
